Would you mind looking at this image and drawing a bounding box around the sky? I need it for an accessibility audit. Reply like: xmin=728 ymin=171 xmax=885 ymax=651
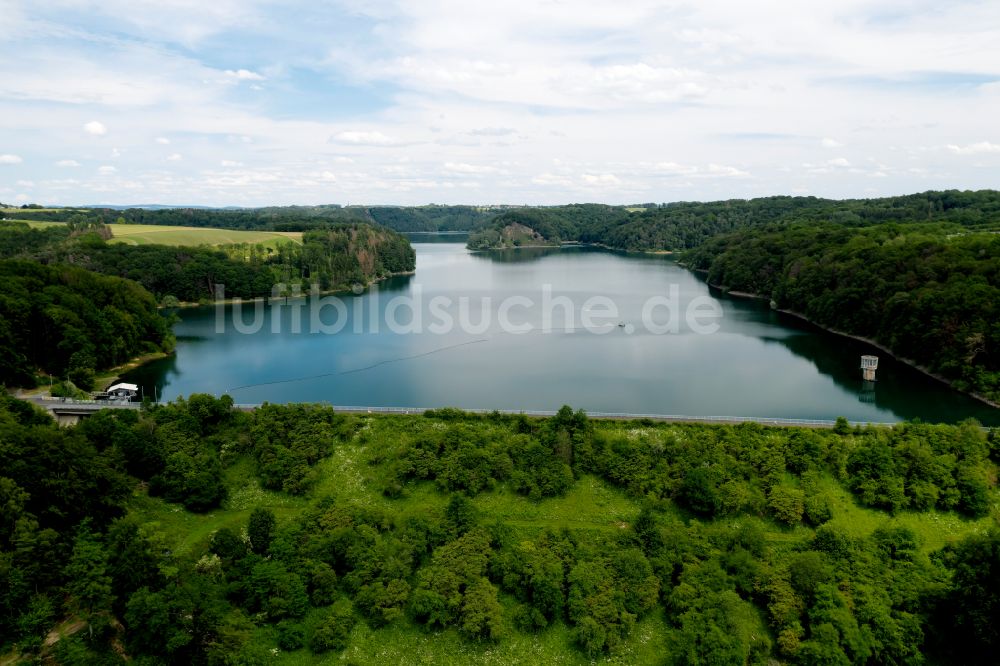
xmin=1 ymin=0 xmax=999 ymax=207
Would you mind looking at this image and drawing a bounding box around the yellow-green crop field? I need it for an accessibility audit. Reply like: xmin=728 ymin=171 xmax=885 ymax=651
xmin=108 ymin=224 xmax=302 ymax=247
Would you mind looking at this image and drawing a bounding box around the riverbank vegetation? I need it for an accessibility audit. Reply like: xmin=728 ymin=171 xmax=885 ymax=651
xmin=0 ymin=220 xmax=415 ymax=303
xmin=2 ymin=396 xmax=997 ymax=664
xmin=685 ymin=222 xmax=1000 ymax=404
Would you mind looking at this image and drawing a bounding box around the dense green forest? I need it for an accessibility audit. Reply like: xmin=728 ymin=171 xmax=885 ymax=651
xmin=467 ymin=205 xmax=633 ymax=249
xmin=3 ymin=204 xmax=500 ymax=233
xmin=366 ymin=206 xmax=499 ymax=232
xmin=0 ymin=220 xmax=415 ymax=303
xmin=467 ymin=191 xmax=1000 ymax=252
xmin=2 ymin=395 xmax=997 ymax=664
xmin=684 ymin=223 xmax=1000 ymax=404
xmin=0 ymin=261 xmax=172 ymax=389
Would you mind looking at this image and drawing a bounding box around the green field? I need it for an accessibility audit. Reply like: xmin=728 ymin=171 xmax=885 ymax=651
xmin=107 ymin=223 xmax=302 ymax=247
xmin=18 ymin=220 xmax=66 ymax=229
xmin=14 ymin=219 xmax=302 ymax=247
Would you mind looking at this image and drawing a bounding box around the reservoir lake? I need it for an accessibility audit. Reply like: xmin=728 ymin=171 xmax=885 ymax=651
xmin=123 ymin=237 xmax=1000 ymax=425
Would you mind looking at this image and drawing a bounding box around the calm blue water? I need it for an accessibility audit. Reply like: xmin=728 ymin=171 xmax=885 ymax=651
xmin=122 ymin=240 xmax=1000 ymax=424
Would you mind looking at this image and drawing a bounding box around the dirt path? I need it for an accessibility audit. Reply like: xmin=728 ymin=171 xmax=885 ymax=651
xmin=43 ymin=618 xmax=87 ymax=647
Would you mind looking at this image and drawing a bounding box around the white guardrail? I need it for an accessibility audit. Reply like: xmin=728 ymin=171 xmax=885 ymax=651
xmin=234 ymin=404 xmax=901 ymax=428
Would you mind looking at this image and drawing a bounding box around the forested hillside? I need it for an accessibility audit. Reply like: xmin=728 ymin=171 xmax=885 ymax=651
xmin=366 ymin=205 xmax=499 ymax=232
xmin=1 ymin=397 xmax=997 ymax=664
xmin=685 ymin=223 xmax=1000 ymax=404
xmin=467 ymin=204 xmax=632 ymax=249
xmin=467 ymin=191 xmax=1000 ymax=252
xmin=0 ymin=220 xmax=415 ymax=303
xmin=0 ymin=261 xmax=172 ymax=388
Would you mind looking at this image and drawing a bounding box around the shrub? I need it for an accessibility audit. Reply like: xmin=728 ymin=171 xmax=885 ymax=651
xmin=310 ymin=600 xmax=355 ymax=653
xmin=768 ymin=485 xmax=805 ymax=525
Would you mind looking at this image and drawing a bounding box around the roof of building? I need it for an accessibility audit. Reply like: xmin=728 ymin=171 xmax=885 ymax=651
xmin=107 ymin=382 xmax=139 ymax=393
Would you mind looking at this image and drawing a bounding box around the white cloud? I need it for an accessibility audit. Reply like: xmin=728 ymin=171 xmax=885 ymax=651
xmin=98 ymin=165 xmax=117 ymax=174
xmin=56 ymin=159 xmax=81 ymax=167
xmin=166 ymin=153 xmax=183 ymax=161
xmin=705 ymin=164 xmax=750 ymax=177
xmin=224 ymin=68 xmax=264 ymax=81
xmin=585 ymin=63 xmax=708 ymax=104
xmin=468 ymin=127 xmax=515 ymax=137
xmin=654 ymin=161 xmax=699 ymax=176
xmin=581 ymin=173 xmax=621 ymax=186
xmin=83 ymin=121 xmax=107 ymax=136
xmin=3 ymin=1 xmax=1000 ymax=204
xmin=444 ymin=162 xmax=498 ymax=174
xmin=532 ymin=173 xmax=574 ymax=187
xmin=947 ymin=142 xmax=1000 ymax=155
xmin=16 ymin=180 xmax=34 ymax=187
xmin=332 ymin=130 xmax=398 ymax=146
xmin=0 ymin=154 xmax=23 ymax=164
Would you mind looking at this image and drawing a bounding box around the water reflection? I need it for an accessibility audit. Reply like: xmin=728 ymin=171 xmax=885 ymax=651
xmin=122 ymin=242 xmax=1000 ymax=424
xmin=767 ymin=322 xmax=997 ymax=425
xmin=403 ymin=232 xmax=469 ymax=244
xmin=471 ymin=246 xmax=566 ymax=263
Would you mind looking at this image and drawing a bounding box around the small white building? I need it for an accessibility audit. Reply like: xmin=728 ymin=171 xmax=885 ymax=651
xmin=106 ymin=382 xmax=139 ymax=400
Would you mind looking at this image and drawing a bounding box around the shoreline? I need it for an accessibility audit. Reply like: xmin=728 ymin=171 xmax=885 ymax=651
xmin=590 ymin=242 xmax=673 ymax=255
xmin=166 ymin=270 xmax=417 ymax=309
xmin=702 ymin=280 xmax=1000 ymax=411
xmin=9 ymin=350 xmax=173 ymax=398
xmin=130 ymin=271 xmax=418 ymax=384
xmin=97 ymin=351 xmax=172 ymax=392
xmin=469 ymin=240 xmax=673 ymax=255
